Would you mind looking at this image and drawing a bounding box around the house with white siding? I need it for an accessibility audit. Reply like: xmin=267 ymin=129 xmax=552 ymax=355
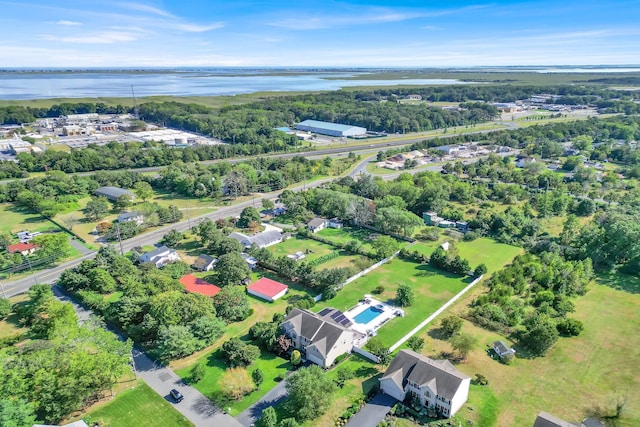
xmin=379 ymin=350 xmax=471 ymax=418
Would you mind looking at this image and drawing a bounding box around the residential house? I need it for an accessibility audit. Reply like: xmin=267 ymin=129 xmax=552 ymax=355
xmin=492 ymin=341 xmax=516 ymax=360
xmin=307 ymin=217 xmax=327 ymax=233
xmin=94 ymin=186 xmax=134 ymax=202
xmin=247 ymin=277 xmax=288 ymax=302
xmin=533 ymin=412 xmax=582 ymax=427
xmin=423 ymin=211 xmax=444 ymax=226
xmin=16 ymin=230 xmax=41 ymax=242
xmin=281 ymin=307 xmax=356 ymax=368
xmin=241 ymin=252 xmax=259 ymax=269
xmin=327 ymin=218 xmax=344 ymax=229
xmin=379 ymin=350 xmax=471 ymax=418
xmin=35 ymin=420 xmax=89 ymax=427
xmin=7 ymin=242 xmax=39 ymax=256
xmin=455 ymin=221 xmax=469 ymax=233
xmin=118 ymin=211 xmax=144 ymax=226
xmin=229 ymin=230 xmax=283 ymax=249
xmin=139 ymin=245 xmax=180 ymax=268
xmin=192 ymin=254 xmax=217 ymax=272
xmin=287 ymin=251 xmax=306 ymax=262
xmin=516 ymin=156 xmax=536 ymax=168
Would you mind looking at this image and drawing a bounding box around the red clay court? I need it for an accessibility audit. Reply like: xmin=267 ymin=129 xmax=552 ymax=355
xmin=179 ymin=274 xmax=221 ymax=297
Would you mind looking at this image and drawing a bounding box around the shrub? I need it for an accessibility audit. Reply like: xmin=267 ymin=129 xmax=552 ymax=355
xmin=373 ymin=285 xmax=385 ymax=294
xmin=275 ymin=373 xmax=285 ymax=382
xmin=473 ymin=373 xmax=489 ymax=385
xmin=557 ymin=318 xmax=584 ymax=336
xmin=190 ymin=363 xmax=206 ymax=382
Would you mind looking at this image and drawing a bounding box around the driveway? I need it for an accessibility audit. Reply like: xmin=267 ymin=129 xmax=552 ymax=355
xmin=52 ymin=286 xmax=243 ymax=427
xmin=236 ymin=379 xmax=288 ymax=427
xmin=345 ymin=393 xmax=396 ymax=427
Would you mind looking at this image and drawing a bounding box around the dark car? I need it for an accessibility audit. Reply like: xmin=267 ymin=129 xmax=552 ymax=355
xmin=170 ymin=389 xmax=184 ymax=403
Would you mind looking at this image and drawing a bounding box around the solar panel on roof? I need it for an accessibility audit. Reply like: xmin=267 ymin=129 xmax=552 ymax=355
xmin=330 ymin=311 xmax=342 ymax=320
xmin=318 ymin=308 xmax=332 ymax=316
xmin=340 ymin=319 xmax=351 ymax=326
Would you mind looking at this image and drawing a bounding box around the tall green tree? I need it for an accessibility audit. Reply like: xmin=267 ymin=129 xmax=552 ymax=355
xmin=285 ymin=365 xmax=337 ymax=422
xmin=213 ymin=286 xmax=251 ymax=322
xmin=84 ymin=197 xmax=110 ymax=221
xmin=133 ymin=181 xmax=154 ymax=202
xmin=216 ymin=252 xmax=251 ymax=286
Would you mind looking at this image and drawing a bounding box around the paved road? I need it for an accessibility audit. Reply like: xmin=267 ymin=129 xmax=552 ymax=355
xmin=52 ymin=285 xmax=242 ymax=427
xmin=236 ymin=379 xmax=288 ymax=427
xmin=345 ymin=393 xmax=396 ymax=427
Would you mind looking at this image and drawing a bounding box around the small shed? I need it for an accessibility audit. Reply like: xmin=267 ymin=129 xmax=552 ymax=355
xmin=247 ymin=277 xmax=288 ymax=302
xmin=492 ymin=341 xmax=516 ymax=359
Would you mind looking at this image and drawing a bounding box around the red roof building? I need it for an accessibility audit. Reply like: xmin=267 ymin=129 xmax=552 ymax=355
xmin=7 ymin=242 xmax=39 ymax=255
xmin=179 ymin=274 xmax=221 ymax=297
xmin=247 ymin=277 xmax=289 ymax=302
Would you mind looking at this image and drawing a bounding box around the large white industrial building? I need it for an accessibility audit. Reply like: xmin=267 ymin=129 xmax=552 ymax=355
xmin=296 ymin=119 xmax=366 ymax=137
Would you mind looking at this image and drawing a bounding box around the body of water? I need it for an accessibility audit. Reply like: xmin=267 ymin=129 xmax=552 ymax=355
xmin=0 ymin=71 xmax=465 ymax=100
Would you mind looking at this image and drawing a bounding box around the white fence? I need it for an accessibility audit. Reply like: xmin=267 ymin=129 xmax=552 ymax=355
xmin=388 ymin=274 xmax=484 ymax=352
xmin=352 ymin=345 xmax=380 ymax=363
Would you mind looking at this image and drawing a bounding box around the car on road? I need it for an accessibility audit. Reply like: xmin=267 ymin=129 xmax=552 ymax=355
xmin=170 ymin=389 xmax=184 ymax=403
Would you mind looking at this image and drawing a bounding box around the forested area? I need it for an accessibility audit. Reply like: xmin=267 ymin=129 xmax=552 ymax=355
xmin=0 ymin=284 xmax=132 ymax=424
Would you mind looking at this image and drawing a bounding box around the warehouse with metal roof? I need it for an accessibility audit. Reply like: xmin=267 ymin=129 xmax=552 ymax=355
xmin=296 ymin=119 xmax=366 ymax=137
xmin=94 ymin=186 xmax=134 ymax=202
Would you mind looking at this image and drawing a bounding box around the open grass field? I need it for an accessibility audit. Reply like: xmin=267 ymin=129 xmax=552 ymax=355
xmin=82 ymin=381 xmax=193 ymax=427
xmin=411 ymin=237 xmax=522 ymax=274
xmin=0 ymin=203 xmax=59 ymax=236
xmin=316 ymin=227 xmax=378 ymax=254
xmin=267 ymin=236 xmax=336 ymax=262
xmin=315 ymin=257 xmax=471 ymax=347
xmin=407 ymin=273 xmax=640 ymax=427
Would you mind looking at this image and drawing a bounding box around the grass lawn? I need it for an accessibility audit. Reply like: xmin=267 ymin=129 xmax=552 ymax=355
xmin=410 ymin=274 xmax=640 ymax=427
xmin=83 ymin=381 xmax=193 ymax=427
xmin=316 ymin=227 xmax=378 ymax=254
xmin=315 ymin=257 xmax=471 ymax=347
xmin=0 ymin=204 xmax=60 ymax=236
xmin=177 ymin=348 xmax=293 ymax=416
xmin=0 ymin=294 xmax=28 ymax=339
xmin=267 ymin=236 xmax=335 ymax=262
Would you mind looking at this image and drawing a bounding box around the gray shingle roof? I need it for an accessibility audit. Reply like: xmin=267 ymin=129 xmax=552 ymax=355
xmin=193 ymin=254 xmax=216 ymax=269
xmin=94 ymin=186 xmax=133 ymax=200
xmin=118 ymin=211 xmax=141 ymax=221
xmin=533 ymin=412 xmax=581 ymax=427
xmin=381 ymin=350 xmax=470 ymax=400
xmin=308 ymin=218 xmax=326 ymax=228
xmin=281 ymin=308 xmax=350 ymax=358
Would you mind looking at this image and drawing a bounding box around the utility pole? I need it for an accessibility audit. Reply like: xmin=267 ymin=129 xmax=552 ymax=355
xmin=115 ymin=222 xmax=124 ymax=255
xmin=0 ymin=280 xmax=7 ymax=298
xmin=25 ymin=257 xmax=38 ymax=285
xmin=186 ymin=200 xmax=192 ymax=229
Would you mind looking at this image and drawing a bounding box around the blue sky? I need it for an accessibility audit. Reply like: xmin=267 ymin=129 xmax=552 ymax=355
xmin=0 ymin=0 xmax=639 ymax=67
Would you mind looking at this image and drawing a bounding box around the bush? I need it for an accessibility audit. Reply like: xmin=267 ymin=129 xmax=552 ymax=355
xmin=275 ymin=373 xmax=285 ymax=382
xmin=473 ymin=373 xmax=489 ymax=385
xmin=190 ymin=363 xmax=206 ymax=382
xmin=373 ymin=285 xmax=385 ymax=294
xmin=0 ymin=298 xmax=11 ymax=319
xmin=463 ymin=230 xmax=480 ymax=241
xmin=557 ymin=318 xmax=584 ymax=336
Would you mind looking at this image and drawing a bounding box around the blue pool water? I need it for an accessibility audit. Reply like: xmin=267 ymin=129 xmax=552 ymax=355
xmin=353 ymin=306 xmax=384 ymax=324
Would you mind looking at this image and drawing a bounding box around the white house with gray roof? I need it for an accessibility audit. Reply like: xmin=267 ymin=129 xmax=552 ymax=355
xmin=139 ymin=245 xmax=180 ymax=268
xmin=228 ymin=230 xmax=283 ymax=249
xmin=380 ymin=350 xmax=471 ymax=418
xmin=281 ymin=308 xmax=358 ymax=368
xmin=118 ymin=211 xmax=144 ymax=226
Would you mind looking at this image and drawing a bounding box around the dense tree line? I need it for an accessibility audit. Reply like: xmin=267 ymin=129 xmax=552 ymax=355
xmin=56 ymin=246 xmax=226 ymax=361
xmin=0 ymin=284 xmax=132 ymax=424
xmin=469 ymin=252 xmax=592 ymax=356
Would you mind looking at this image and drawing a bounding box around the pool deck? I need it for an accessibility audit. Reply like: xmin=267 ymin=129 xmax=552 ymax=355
xmin=344 ymin=296 xmax=402 ymax=337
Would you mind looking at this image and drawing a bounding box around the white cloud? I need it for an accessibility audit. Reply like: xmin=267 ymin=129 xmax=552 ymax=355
xmin=115 ymin=2 xmax=175 ymax=18
xmin=40 ymin=31 xmax=141 ymax=44
xmin=169 ymin=22 xmax=224 ymax=32
xmin=55 ymin=20 xmax=82 ymax=26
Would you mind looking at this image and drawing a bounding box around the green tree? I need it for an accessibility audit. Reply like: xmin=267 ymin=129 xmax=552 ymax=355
xmin=84 ymin=197 xmax=110 ymax=221
xmin=213 ymin=286 xmax=251 ymax=322
xmin=285 ymin=365 xmax=337 ymax=422
xmin=440 ymin=316 xmax=463 ymax=337
xmin=406 ymin=336 xmax=425 ymax=353
xmin=156 ymin=325 xmax=201 ymax=361
xmin=238 ymin=206 xmax=261 ymax=229
xmin=372 ymin=235 xmax=399 ymax=260
xmin=450 ymin=332 xmax=477 ymax=360
xmin=261 ymin=198 xmax=275 ymax=211
xmin=252 ymin=368 xmax=264 ymax=389
xmin=557 ymin=318 xmax=584 ymax=337
xmin=521 ymin=315 xmax=559 ymax=356
xmin=259 ymin=406 xmax=278 ymax=427
xmin=160 ymin=229 xmax=184 ymax=248
xmin=221 ymin=338 xmax=261 ymax=367
xmin=114 ymin=193 xmax=133 ymax=211
xmin=190 ymin=315 xmax=225 ymax=343
xmin=290 ymin=349 xmax=302 ymax=367
xmin=133 ymin=181 xmax=154 ymax=202
xmin=33 ymin=233 xmax=71 ymax=262
xmin=0 ymin=298 xmax=11 ymax=319
xmin=396 ymin=284 xmax=414 ymax=307
xmin=279 ymin=418 xmax=300 ymax=427
xmin=0 ymin=399 xmax=38 ymax=427
xmin=334 ymin=366 xmax=354 ymax=388
xmin=190 ymin=363 xmax=206 ymax=382
xmin=473 ymin=263 xmax=488 ymax=277
xmin=216 ymin=252 xmax=251 ymax=286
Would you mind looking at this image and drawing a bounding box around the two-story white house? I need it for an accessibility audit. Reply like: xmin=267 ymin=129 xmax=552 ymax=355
xmin=118 ymin=211 xmax=144 ymax=226
xmin=139 ymin=245 xmax=180 ymax=268
xmin=280 ymin=308 xmax=356 ymax=369
xmin=380 ymin=350 xmax=471 ymax=418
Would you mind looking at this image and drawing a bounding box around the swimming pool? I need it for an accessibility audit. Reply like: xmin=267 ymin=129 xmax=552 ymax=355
xmin=353 ymin=306 xmax=384 ymax=324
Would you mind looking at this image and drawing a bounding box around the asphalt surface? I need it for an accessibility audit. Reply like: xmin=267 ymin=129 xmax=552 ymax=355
xmin=52 ymin=285 xmax=243 ymax=427
xmin=344 ymin=392 xmax=397 ymax=427
xmin=236 ymin=378 xmax=288 ymax=427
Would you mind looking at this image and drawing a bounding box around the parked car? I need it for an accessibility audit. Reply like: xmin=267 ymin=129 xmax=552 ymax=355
xmin=170 ymin=389 xmax=184 ymax=403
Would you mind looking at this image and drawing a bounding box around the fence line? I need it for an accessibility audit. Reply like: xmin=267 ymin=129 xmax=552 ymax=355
xmin=352 ymin=346 xmax=380 ymax=363
xmin=388 ymin=274 xmax=484 ymax=352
